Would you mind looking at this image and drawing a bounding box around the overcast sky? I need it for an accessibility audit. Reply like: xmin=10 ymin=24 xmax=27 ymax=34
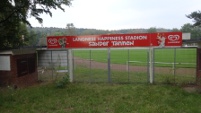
xmin=28 ymin=0 xmax=201 ymax=30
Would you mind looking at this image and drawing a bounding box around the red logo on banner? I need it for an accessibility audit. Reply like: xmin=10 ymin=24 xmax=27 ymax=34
xmin=48 ymin=38 xmax=57 ymax=45
xmin=168 ymin=35 xmax=180 ymax=41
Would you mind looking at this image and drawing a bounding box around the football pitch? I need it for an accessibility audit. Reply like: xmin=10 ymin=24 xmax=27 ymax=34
xmin=71 ymin=47 xmax=196 ymax=84
xmin=38 ymin=48 xmax=197 ymax=84
xmin=73 ymin=48 xmax=196 ymax=68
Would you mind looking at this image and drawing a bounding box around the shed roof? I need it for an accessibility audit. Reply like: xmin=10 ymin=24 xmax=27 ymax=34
xmin=0 ymin=48 xmax=36 ymax=55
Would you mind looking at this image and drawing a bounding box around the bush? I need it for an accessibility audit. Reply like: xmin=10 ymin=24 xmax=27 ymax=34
xmin=56 ymin=75 xmax=69 ymax=88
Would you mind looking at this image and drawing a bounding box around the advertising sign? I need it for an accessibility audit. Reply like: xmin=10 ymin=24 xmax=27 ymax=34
xmin=47 ymin=32 xmax=182 ymax=48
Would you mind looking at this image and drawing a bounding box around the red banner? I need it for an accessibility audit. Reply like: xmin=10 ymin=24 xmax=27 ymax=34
xmin=47 ymin=32 xmax=182 ymax=48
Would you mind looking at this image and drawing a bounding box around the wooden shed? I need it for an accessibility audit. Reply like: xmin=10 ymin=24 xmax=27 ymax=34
xmin=0 ymin=49 xmax=38 ymax=87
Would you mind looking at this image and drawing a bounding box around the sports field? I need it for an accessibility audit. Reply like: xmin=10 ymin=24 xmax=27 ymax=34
xmin=37 ymin=48 xmax=197 ymax=84
xmin=70 ymin=48 xmax=197 ymax=84
xmin=73 ymin=48 xmax=196 ymax=68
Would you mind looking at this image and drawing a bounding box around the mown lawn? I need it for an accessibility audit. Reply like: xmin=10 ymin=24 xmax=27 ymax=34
xmin=1 ymin=82 xmax=201 ymax=113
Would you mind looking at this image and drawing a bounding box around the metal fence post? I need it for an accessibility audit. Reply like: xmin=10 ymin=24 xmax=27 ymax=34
xmin=173 ymin=48 xmax=176 ymax=84
xmin=108 ymin=48 xmax=111 ymax=83
xmin=147 ymin=49 xmax=149 ymax=83
xmin=51 ymin=50 xmax=53 ymax=79
xmin=68 ymin=49 xmax=74 ymax=82
xmin=127 ymin=49 xmax=130 ymax=82
xmin=89 ymin=49 xmax=92 ymax=82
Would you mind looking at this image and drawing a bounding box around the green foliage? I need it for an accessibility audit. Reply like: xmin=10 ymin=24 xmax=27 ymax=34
xmin=0 ymin=22 xmax=27 ymax=49
xmin=147 ymin=27 xmax=157 ymax=33
xmin=66 ymin=23 xmax=77 ymax=35
xmin=0 ymin=0 xmax=72 ymax=26
xmin=187 ymin=10 xmax=201 ymax=27
xmin=181 ymin=23 xmax=201 ymax=39
xmin=0 ymin=1 xmax=30 ymax=49
xmin=186 ymin=10 xmax=201 ymax=38
xmin=0 ymin=0 xmax=72 ymax=49
xmin=55 ymin=75 xmax=70 ymax=88
xmin=29 ymin=27 xmax=175 ymax=38
xmin=172 ymin=28 xmax=180 ymax=32
xmin=27 ymin=29 xmax=38 ymax=46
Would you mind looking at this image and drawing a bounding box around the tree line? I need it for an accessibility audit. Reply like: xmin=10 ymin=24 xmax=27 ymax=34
xmin=30 ymin=23 xmax=201 ymax=47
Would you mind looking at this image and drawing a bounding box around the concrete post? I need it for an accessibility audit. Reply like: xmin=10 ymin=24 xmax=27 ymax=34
xmin=149 ymin=47 xmax=154 ymax=84
xmin=68 ymin=49 xmax=74 ymax=82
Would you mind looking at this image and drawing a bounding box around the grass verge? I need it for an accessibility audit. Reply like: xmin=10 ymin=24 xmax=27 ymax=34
xmin=1 ymin=83 xmax=201 ymax=113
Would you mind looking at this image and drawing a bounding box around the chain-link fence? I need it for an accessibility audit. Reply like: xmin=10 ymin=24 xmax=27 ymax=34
xmin=37 ymin=50 xmax=68 ymax=82
xmin=37 ymin=48 xmax=197 ymax=85
xmin=73 ymin=48 xmax=196 ymax=84
xmin=154 ymin=48 xmax=196 ymax=84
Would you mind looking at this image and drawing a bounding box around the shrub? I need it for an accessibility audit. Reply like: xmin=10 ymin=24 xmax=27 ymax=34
xmin=55 ymin=75 xmax=69 ymax=88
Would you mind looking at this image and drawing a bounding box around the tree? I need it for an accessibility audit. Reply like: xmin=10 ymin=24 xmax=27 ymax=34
xmin=0 ymin=22 xmax=26 ymax=49
xmin=171 ymin=28 xmax=180 ymax=32
xmin=187 ymin=10 xmax=201 ymax=27
xmin=0 ymin=0 xmax=72 ymax=49
xmin=147 ymin=27 xmax=157 ymax=33
xmin=0 ymin=0 xmax=72 ymax=26
xmin=27 ymin=29 xmax=38 ymax=46
xmin=66 ymin=23 xmax=76 ymax=35
xmin=181 ymin=23 xmax=201 ymax=39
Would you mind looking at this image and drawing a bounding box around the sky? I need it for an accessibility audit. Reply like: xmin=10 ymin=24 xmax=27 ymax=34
xmin=28 ymin=0 xmax=201 ymax=30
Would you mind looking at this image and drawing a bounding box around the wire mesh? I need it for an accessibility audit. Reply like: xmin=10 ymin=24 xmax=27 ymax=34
xmin=154 ymin=48 xmax=196 ymax=85
xmin=37 ymin=48 xmax=197 ymax=85
xmin=37 ymin=50 xmax=68 ymax=82
xmin=73 ymin=49 xmax=108 ymax=83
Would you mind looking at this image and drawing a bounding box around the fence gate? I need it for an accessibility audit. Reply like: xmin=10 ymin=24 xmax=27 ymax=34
xmin=72 ymin=48 xmax=149 ymax=83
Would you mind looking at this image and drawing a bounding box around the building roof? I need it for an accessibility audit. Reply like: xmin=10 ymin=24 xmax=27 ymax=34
xmin=0 ymin=48 xmax=36 ymax=55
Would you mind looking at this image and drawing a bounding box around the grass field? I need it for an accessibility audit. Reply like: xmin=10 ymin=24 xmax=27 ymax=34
xmin=1 ymin=83 xmax=201 ymax=113
xmin=73 ymin=48 xmax=196 ymax=68
xmin=73 ymin=66 xmax=195 ymax=84
xmin=4 ymin=48 xmax=196 ymax=112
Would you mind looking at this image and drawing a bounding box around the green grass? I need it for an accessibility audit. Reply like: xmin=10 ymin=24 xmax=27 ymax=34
xmin=1 ymin=83 xmax=201 ymax=113
xmin=74 ymin=66 xmax=148 ymax=83
xmin=73 ymin=48 xmax=196 ymax=68
xmin=154 ymin=48 xmax=196 ymax=68
xmin=73 ymin=66 xmax=195 ymax=85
